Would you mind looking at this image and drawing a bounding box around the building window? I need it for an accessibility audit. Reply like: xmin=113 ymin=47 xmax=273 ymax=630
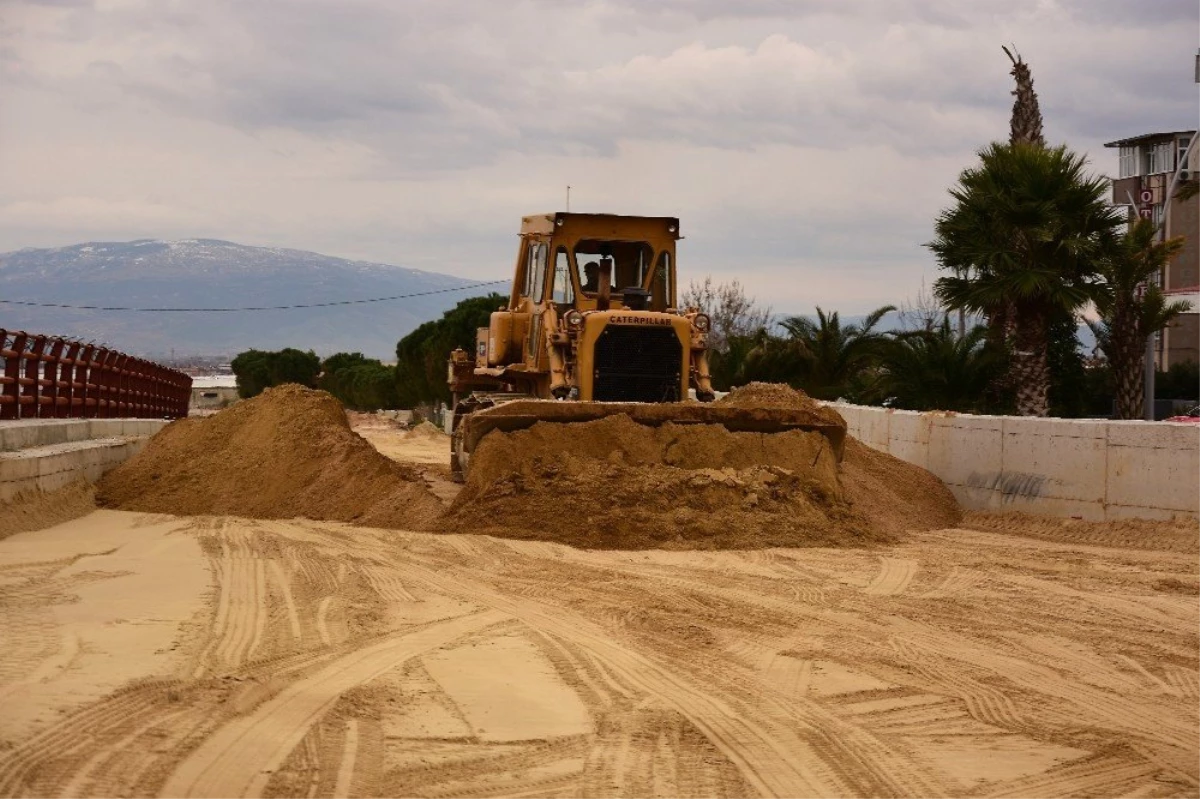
xmin=1119 ymin=146 xmax=1138 ymax=178
xmin=1179 ymin=136 xmax=1193 ymax=174
xmin=1143 ymin=141 xmax=1174 ymax=175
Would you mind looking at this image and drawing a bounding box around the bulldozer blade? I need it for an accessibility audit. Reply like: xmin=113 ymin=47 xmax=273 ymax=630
xmin=457 ymin=399 xmax=846 ymax=462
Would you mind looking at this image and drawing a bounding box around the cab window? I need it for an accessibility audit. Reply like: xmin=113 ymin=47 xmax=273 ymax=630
xmin=550 ymin=247 xmax=574 ymax=305
xmin=524 ymin=241 xmax=547 ymax=301
xmin=572 ymin=240 xmax=653 ymax=296
xmin=651 ymin=251 xmax=673 ymax=311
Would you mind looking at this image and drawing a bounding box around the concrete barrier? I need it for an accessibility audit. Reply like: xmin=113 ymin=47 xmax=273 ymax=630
xmin=0 ymin=419 xmax=168 ymax=452
xmin=830 ymin=403 xmax=1199 ymax=521
xmin=0 ymin=419 xmax=169 ymax=501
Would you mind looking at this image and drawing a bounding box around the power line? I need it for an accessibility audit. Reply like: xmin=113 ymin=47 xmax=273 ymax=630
xmin=0 ymin=280 xmax=508 ymax=312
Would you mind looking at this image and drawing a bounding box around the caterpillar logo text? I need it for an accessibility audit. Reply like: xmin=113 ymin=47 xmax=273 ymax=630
xmin=607 ymin=315 xmax=672 ymax=326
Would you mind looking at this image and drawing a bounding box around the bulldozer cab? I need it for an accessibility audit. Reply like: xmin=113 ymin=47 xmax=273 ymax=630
xmin=512 ymin=213 xmax=678 ymax=314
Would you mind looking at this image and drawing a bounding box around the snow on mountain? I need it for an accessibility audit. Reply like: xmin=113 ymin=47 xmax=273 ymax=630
xmin=0 ymin=239 xmax=495 ymax=359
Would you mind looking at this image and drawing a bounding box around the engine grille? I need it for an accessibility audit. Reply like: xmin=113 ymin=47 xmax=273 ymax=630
xmin=592 ymin=325 xmax=682 ymax=402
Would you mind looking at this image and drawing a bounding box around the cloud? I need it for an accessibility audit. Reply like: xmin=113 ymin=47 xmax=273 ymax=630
xmin=0 ymin=0 xmax=1196 ymax=314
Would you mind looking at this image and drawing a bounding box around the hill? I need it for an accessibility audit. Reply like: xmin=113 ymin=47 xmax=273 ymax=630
xmin=0 ymin=239 xmax=491 ymax=359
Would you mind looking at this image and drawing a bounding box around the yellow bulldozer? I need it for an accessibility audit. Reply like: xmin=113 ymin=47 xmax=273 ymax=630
xmin=446 ymin=212 xmax=843 ymax=478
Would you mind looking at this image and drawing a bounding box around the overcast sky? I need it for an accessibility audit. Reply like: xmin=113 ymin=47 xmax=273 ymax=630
xmin=2 ymin=0 xmax=1197 ymax=313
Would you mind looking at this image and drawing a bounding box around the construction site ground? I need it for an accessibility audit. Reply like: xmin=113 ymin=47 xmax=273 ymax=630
xmin=0 ymin=414 xmax=1197 ymax=798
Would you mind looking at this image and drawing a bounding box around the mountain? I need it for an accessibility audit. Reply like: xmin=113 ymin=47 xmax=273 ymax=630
xmin=0 ymin=239 xmax=496 ymax=360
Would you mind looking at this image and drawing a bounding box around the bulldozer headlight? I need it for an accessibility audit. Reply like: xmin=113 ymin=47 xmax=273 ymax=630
xmin=693 ymin=314 xmax=711 ymax=332
xmin=565 ymin=310 xmax=584 ymax=329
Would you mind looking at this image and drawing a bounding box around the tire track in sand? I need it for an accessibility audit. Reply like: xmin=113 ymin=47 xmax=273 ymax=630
xmin=332 ymin=718 xmax=359 ymax=799
xmin=862 ymin=558 xmax=918 ymax=596
xmin=267 ymin=559 xmax=302 ymax=643
xmin=0 ymin=680 xmax=181 ymax=795
xmin=395 ymin=560 xmax=943 ymax=799
xmin=193 ymin=531 xmax=269 ymax=677
xmin=159 ymin=609 xmax=505 ymax=799
xmin=984 ymin=750 xmax=1159 ymax=798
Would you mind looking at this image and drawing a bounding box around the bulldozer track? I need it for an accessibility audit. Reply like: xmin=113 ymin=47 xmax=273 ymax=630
xmin=0 ymin=508 xmax=1195 ymax=798
xmin=159 ymin=609 xmax=507 ymax=798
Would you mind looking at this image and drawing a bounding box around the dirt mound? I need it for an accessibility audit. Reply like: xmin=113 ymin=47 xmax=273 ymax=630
xmin=720 ymin=382 xmax=819 ymax=410
xmin=0 ymin=481 xmax=97 ymax=541
xmin=718 ymin=381 xmax=846 ymax=428
xmin=407 ymin=420 xmax=444 ymax=439
xmin=840 ymin=438 xmax=961 ymax=535
xmin=440 ymin=414 xmax=890 ymax=549
xmin=442 ymin=380 xmax=961 ymax=548
xmin=98 ymin=384 xmax=442 ymax=529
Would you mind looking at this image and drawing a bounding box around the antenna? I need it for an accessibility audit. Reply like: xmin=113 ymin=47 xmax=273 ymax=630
xmin=566 ymin=185 xmax=571 ymax=212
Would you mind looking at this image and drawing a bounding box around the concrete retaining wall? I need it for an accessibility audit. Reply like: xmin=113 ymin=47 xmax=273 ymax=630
xmin=830 ymin=403 xmax=1200 ymax=521
xmin=0 ymin=419 xmax=169 ymax=501
xmin=0 ymin=419 xmax=168 ymax=452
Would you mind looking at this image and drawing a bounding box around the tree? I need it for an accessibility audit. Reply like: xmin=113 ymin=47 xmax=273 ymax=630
xmin=878 ymin=319 xmax=1000 ymax=412
xmin=735 ymin=330 xmax=809 ymax=388
xmin=966 ymin=46 xmax=1047 ymax=356
xmin=1044 ymin=308 xmax=1088 ymax=418
xmin=707 ymin=333 xmax=761 ymax=392
xmin=319 ymin=352 xmax=399 ymax=411
xmin=1156 ymin=360 xmax=1200 ymax=401
xmin=231 ymin=348 xmax=320 ymax=398
xmin=744 ymin=305 xmax=895 ymax=401
xmin=230 ymin=350 xmax=271 ymax=399
xmin=394 ymin=293 xmax=506 ymax=407
xmin=1003 ymin=46 xmax=1044 ymax=148
xmin=681 ymin=277 xmax=772 ymax=354
xmin=1089 ymin=219 xmax=1189 ymax=418
xmin=897 ymin=279 xmax=957 ymax=333
xmin=929 ymin=142 xmax=1121 ymax=416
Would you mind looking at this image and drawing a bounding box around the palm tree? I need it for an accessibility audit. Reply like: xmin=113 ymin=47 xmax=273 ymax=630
xmin=962 ymin=46 xmax=1046 ymax=357
xmin=928 ymin=142 xmax=1121 ymax=416
xmin=735 ymin=329 xmax=810 ymax=388
xmin=1090 ymin=219 xmax=1190 ymax=419
xmin=878 ymin=319 xmax=1000 ymax=412
xmin=1003 ymin=46 xmax=1044 ymax=147
xmin=760 ymin=305 xmax=896 ymax=401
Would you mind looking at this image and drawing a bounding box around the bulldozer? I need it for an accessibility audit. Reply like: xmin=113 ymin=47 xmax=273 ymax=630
xmin=446 ymin=212 xmax=844 ymax=479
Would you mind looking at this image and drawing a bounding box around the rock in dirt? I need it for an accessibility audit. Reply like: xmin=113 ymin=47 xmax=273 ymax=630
xmin=97 ymin=384 xmax=442 ymax=529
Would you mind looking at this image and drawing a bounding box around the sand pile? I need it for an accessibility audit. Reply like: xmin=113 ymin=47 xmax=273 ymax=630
xmin=97 ymin=384 xmax=442 ymax=529
xmin=440 ymin=383 xmax=959 ymax=549
xmin=406 ymin=421 xmax=444 ymax=439
xmin=840 ymin=438 xmax=960 ymax=535
xmin=718 ymin=382 xmax=840 ymax=415
xmin=0 ymin=482 xmax=98 ymax=541
xmin=720 ymin=383 xmax=960 ymax=532
xmin=439 ymin=414 xmax=868 ymax=549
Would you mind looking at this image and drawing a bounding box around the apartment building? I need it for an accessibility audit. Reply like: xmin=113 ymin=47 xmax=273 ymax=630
xmin=1105 ymin=130 xmax=1199 ymax=367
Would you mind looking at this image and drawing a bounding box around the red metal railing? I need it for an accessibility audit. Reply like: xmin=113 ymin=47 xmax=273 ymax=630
xmin=0 ymin=329 xmax=191 ymax=420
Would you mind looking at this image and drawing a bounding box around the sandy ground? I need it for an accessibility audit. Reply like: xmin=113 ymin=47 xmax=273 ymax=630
xmin=0 ymin=422 xmax=1196 ymax=798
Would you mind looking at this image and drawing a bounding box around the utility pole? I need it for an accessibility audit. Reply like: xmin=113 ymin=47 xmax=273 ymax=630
xmin=566 ymin=185 xmax=571 ymax=212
